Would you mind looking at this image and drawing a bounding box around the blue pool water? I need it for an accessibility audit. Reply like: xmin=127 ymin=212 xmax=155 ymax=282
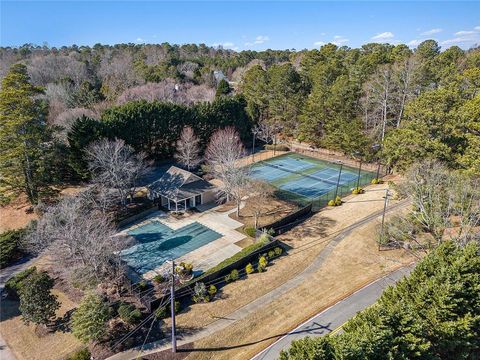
xmin=121 ymin=221 xmax=222 ymax=275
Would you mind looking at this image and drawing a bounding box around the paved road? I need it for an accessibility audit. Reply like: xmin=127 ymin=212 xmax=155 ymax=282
xmin=252 ymin=265 xmax=414 ymax=360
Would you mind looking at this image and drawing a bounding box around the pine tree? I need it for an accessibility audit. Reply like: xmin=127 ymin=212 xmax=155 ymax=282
xmin=71 ymin=293 xmax=111 ymax=343
xmin=18 ymin=271 xmax=60 ymax=326
xmin=216 ymin=78 xmax=231 ymax=98
xmin=0 ymin=64 xmax=52 ymax=204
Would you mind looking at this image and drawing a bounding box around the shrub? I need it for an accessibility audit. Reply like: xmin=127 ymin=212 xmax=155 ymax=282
xmin=225 ymin=269 xmax=239 ymax=283
xmin=192 ymin=282 xmax=210 ymax=303
xmin=328 ymin=199 xmax=336 ymax=206
xmin=244 ymin=226 xmax=256 ymax=237
xmin=208 ymin=285 xmax=217 ymax=297
xmin=230 ymin=269 xmax=239 ymax=281
xmin=268 ymin=250 xmax=275 ymax=259
xmin=352 ymin=187 xmax=364 ymax=195
xmin=0 ymin=228 xmax=26 ymax=269
xmin=371 ymin=178 xmax=383 ymax=185
xmin=258 ymin=256 xmax=268 ymax=272
xmin=245 ymin=263 xmax=254 ymax=274
xmin=137 ymin=280 xmax=148 ymax=291
xmin=176 ymin=262 xmax=193 ymax=276
xmin=274 ymin=247 xmax=283 ymax=256
xmin=118 ymin=303 xmax=142 ymax=325
xmin=154 ymin=306 xmax=168 ymax=319
xmin=66 ymin=348 xmax=91 ymax=360
xmin=153 ymin=274 xmax=165 ymax=284
xmin=5 ymin=266 xmax=37 ymax=298
xmin=328 ymin=196 xmax=343 ymax=206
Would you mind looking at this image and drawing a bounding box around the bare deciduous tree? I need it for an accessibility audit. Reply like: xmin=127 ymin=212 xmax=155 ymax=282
xmin=28 ymin=195 xmax=128 ymax=288
xmin=116 ymin=80 xmax=214 ymax=105
xmin=397 ymin=160 xmax=480 ymax=246
xmin=248 ymin=180 xmax=275 ymax=229
xmin=87 ymin=139 xmax=147 ymax=207
xmin=205 ymin=127 xmax=249 ymax=216
xmin=175 ymin=126 xmax=202 ymax=171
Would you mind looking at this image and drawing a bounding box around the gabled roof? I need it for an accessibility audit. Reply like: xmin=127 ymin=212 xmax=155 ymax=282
xmin=148 ymin=166 xmax=215 ymax=201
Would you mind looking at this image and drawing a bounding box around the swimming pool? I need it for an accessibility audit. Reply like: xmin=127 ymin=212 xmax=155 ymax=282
xmin=121 ymin=221 xmax=222 ymax=275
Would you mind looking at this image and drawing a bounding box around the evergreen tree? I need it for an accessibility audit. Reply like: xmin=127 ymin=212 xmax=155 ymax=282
xmin=18 ymin=271 xmax=60 ymax=326
xmin=71 ymin=293 xmax=111 ymax=343
xmin=0 ymin=64 xmax=53 ymax=204
xmin=215 ymin=78 xmax=231 ymax=98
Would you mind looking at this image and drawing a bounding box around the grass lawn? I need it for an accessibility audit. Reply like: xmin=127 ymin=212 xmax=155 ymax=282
xmin=0 ymin=289 xmax=82 ymax=360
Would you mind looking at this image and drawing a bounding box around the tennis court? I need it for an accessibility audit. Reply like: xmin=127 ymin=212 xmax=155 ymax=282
xmin=250 ymin=152 xmax=375 ymax=208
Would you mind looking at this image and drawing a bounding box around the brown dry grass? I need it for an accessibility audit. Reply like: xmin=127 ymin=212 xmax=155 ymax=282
xmin=186 ymin=205 xmax=415 ymax=360
xmin=0 ymin=195 xmax=37 ymax=232
xmin=0 ymin=289 xmax=82 ymax=360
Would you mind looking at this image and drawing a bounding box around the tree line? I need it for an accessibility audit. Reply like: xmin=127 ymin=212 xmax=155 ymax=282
xmin=241 ymin=41 xmax=480 ymax=172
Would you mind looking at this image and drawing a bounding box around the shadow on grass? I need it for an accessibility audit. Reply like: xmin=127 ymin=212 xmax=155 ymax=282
xmin=178 ymin=321 xmax=333 ymax=353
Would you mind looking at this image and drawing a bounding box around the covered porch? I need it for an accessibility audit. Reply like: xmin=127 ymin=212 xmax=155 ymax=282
xmin=160 ymin=193 xmax=203 ymax=212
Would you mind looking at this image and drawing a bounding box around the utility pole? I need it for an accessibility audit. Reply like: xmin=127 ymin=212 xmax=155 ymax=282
xmin=170 ymin=260 xmax=177 ymax=353
xmin=379 ymin=189 xmax=389 ymax=251
xmin=333 ymin=162 xmax=344 ymax=200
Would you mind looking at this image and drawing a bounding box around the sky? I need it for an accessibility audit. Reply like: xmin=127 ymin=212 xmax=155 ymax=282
xmin=1 ymin=1 xmax=480 ymax=51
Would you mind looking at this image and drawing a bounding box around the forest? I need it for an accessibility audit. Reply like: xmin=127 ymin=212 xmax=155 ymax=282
xmin=0 ymin=40 xmax=479 ymax=205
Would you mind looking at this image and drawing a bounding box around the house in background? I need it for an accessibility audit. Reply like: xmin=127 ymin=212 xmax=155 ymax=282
xmin=147 ymin=166 xmax=217 ymax=211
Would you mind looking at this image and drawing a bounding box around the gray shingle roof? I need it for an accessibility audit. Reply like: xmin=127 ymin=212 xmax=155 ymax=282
xmin=148 ymin=166 xmax=215 ymax=201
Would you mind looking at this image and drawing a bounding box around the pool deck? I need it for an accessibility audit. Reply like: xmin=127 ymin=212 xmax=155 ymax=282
xmin=118 ymin=204 xmax=246 ymax=279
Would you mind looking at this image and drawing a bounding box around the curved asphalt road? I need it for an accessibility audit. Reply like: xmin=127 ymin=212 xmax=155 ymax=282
xmin=252 ymin=264 xmax=414 ymax=360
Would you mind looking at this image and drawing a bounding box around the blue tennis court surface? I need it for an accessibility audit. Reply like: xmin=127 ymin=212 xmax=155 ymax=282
xmin=250 ymin=153 xmax=370 ymax=202
xmin=121 ymin=221 xmax=222 ymax=275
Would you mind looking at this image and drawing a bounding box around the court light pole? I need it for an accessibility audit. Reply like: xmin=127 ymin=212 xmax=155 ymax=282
xmin=170 ymin=260 xmax=177 ymax=353
xmin=252 ymin=127 xmax=260 ymax=163
xmin=333 ymin=161 xmax=344 ymax=200
xmin=356 ymin=160 xmax=362 ymax=190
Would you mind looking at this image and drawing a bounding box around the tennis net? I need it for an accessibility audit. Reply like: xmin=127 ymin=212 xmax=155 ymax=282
xmin=263 ymin=162 xmax=340 ymax=186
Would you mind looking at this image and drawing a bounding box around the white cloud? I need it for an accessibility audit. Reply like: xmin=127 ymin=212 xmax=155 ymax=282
xmin=441 ymin=36 xmax=478 ymax=46
xmin=455 ymin=30 xmax=476 ymax=35
xmin=475 ymin=26 xmax=480 ymax=31
xmin=245 ymin=35 xmax=270 ymax=46
xmin=371 ymin=32 xmax=394 ymax=40
xmin=313 ymin=35 xmax=348 ymax=47
xmin=135 ymin=37 xmax=145 ymax=43
xmin=421 ymin=28 xmax=442 ymax=36
xmin=407 ymin=39 xmax=423 ymax=47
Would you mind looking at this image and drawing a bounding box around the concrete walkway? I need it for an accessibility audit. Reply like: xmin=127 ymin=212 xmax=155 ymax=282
xmin=252 ymin=264 xmax=414 ymax=360
xmin=106 ymin=200 xmax=408 ymax=360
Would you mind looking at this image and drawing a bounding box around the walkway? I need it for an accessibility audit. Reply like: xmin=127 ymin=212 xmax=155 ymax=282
xmin=252 ymin=264 xmax=414 ymax=360
xmin=106 ymin=199 xmax=408 ymax=360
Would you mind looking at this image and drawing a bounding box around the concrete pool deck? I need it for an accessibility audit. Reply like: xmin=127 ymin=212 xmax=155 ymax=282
xmin=118 ymin=204 xmax=246 ymax=279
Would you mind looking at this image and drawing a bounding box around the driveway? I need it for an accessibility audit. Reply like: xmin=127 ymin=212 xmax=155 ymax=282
xmin=251 ymin=264 xmax=414 ymax=360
